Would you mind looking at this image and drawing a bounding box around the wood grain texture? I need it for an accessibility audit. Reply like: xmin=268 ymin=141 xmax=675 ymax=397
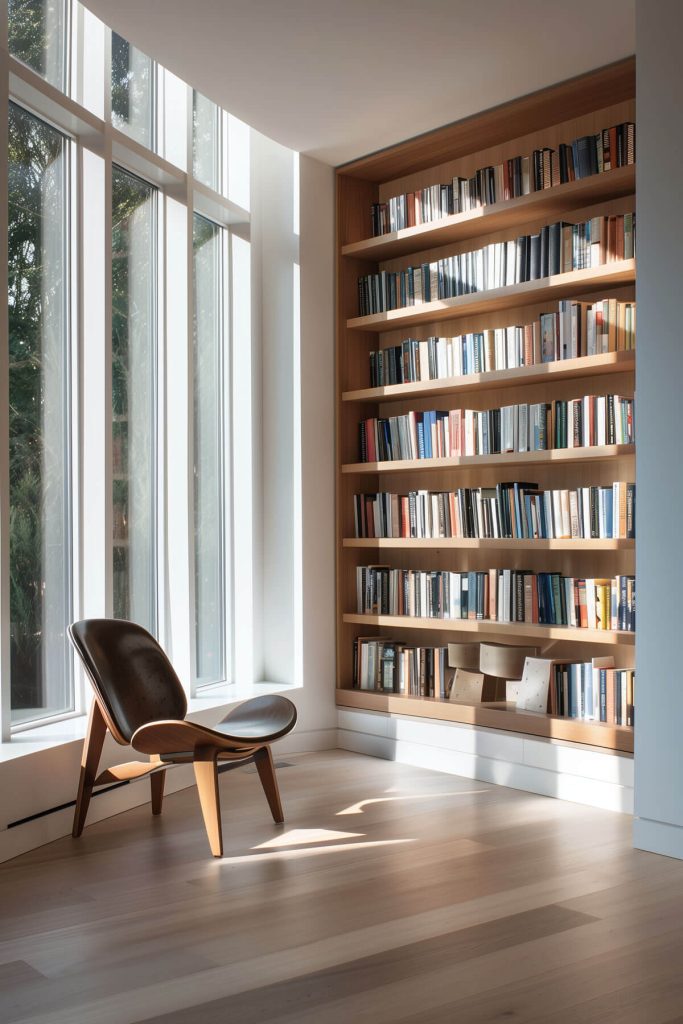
xmin=2 ymin=751 xmax=681 ymax=1023
xmin=336 ymin=690 xmax=634 ymax=752
xmin=340 ymin=58 xmax=635 ymax=182
xmin=342 ymin=351 xmax=635 ymax=403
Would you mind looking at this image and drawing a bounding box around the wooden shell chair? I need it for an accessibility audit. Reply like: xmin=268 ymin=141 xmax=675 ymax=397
xmin=68 ymin=619 xmax=297 ymax=857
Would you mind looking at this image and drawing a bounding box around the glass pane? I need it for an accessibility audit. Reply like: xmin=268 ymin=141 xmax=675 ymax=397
xmin=112 ymin=167 xmax=157 ymax=631
xmin=8 ymin=103 xmax=72 ymax=724
xmin=111 ymin=32 xmax=154 ymax=149
xmin=8 ymin=0 xmax=67 ymax=91
xmin=193 ymin=91 xmax=220 ymax=191
xmin=193 ymin=215 xmax=226 ymax=684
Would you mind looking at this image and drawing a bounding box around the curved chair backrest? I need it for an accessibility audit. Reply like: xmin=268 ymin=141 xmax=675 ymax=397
xmin=69 ymin=619 xmax=188 ymax=744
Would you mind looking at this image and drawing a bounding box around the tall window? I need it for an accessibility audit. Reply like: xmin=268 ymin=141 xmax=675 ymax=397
xmin=8 ymin=103 xmax=72 ymax=725
xmin=193 ymin=91 xmax=220 ymax=192
xmin=193 ymin=215 xmax=227 ymax=684
xmin=4 ymin=0 xmax=262 ymax=736
xmin=111 ymin=167 xmax=157 ymax=632
xmin=111 ymin=32 xmax=154 ymax=149
xmin=8 ymin=0 xmax=68 ymax=91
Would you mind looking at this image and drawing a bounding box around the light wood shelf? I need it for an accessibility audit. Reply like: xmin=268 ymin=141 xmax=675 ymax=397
xmin=342 ymin=351 xmax=635 ymax=404
xmin=336 ymin=60 xmax=636 ymax=755
xmin=348 ymin=261 xmax=636 ymax=333
xmin=342 ymin=165 xmax=635 ymax=261
xmin=343 ymin=537 xmax=634 ymax=551
xmin=336 ymin=688 xmax=633 ymax=753
xmin=342 ymin=444 xmax=634 ymax=475
xmin=342 ymin=613 xmax=635 ymax=646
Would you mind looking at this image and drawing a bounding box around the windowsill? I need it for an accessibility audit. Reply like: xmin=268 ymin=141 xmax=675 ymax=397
xmin=0 ymin=680 xmax=301 ymax=764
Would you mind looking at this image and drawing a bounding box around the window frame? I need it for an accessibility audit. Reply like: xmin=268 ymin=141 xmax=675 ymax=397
xmin=1 ymin=3 xmax=252 ymax=740
xmin=110 ymin=162 xmax=160 ymax=637
xmin=190 ymin=211 xmax=230 ymax=694
xmin=6 ymin=97 xmax=78 ymax=732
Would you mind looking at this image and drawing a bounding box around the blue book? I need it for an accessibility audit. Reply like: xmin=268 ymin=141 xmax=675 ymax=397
xmin=423 ymin=413 xmax=432 ymax=459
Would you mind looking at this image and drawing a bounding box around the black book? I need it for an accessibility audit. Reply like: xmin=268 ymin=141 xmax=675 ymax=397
xmin=540 ymin=224 xmax=550 ymax=278
xmin=529 ymin=233 xmax=541 ymax=280
xmin=548 ymin=221 xmax=562 ymax=276
xmin=515 ymin=235 xmax=527 ymax=283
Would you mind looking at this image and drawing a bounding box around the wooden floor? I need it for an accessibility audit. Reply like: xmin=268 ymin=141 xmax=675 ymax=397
xmin=1 ymin=751 xmax=683 ymax=1024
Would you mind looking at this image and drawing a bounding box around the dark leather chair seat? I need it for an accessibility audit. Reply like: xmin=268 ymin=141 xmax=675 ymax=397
xmin=68 ymin=619 xmax=297 ymax=856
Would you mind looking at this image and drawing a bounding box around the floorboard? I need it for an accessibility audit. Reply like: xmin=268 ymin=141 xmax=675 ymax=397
xmin=0 ymin=750 xmax=680 ymax=1024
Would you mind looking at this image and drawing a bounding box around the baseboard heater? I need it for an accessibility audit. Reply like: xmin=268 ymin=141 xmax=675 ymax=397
xmin=6 ymin=755 xmax=297 ymax=830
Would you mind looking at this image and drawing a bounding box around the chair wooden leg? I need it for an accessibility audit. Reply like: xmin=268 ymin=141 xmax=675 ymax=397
xmin=72 ymin=700 xmax=108 ymax=838
xmin=150 ymin=769 xmax=166 ymax=815
xmin=254 ymin=746 xmax=284 ymax=824
xmin=193 ymin=750 xmax=223 ymax=857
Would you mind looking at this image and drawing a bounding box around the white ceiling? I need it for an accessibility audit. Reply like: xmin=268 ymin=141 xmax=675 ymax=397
xmin=82 ymin=0 xmax=635 ymax=166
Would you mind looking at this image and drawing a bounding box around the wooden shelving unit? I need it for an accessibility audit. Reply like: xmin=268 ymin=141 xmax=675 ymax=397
xmin=342 ymin=350 xmax=635 ymax=403
xmin=336 ymin=689 xmax=634 ymax=753
xmin=341 ymin=165 xmax=635 ymax=261
xmin=342 ymin=444 xmax=634 ymax=475
xmin=347 ymin=261 xmax=636 ymax=332
xmin=336 ymin=58 xmax=636 ymax=753
xmin=343 ymin=537 xmax=634 ymax=551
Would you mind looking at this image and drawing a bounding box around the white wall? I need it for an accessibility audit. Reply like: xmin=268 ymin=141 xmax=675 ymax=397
xmin=297 ymin=154 xmax=337 ymax=737
xmin=633 ymin=0 xmax=683 ymax=858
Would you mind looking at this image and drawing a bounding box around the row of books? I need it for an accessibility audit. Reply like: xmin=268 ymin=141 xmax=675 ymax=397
xmin=370 ymin=121 xmax=635 ymax=236
xmin=368 ymin=298 xmax=636 ymax=387
xmin=353 ymin=482 xmax=636 ymax=541
xmin=358 ymin=214 xmax=636 ymax=315
xmin=353 ymin=638 xmax=448 ymax=697
xmin=358 ymin=395 xmax=634 ymax=462
xmin=351 ymin=638 xmax=635 ymax=725
xmin=355 ymin=566 xmax=636 ymax=631
xmin=550 ymin=662 xmax=634 ymax=724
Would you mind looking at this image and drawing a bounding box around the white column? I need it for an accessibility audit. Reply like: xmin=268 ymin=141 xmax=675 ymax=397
xmin=634 ymin=0 xmax=683 ymax=859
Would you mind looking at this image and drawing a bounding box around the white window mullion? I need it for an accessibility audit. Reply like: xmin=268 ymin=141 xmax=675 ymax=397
xmin=156 ymin=189 xmax=167 ymax=648
xmin=164 ymin=188 xmax=194 ymax=689
xmin=80 ymin=135 xmax=113 ymax=625
xmin=231 ymin=228 xmax=255 ymax=685
xmin=72 ymin=2 xmax=105 ymax=120
xmin=0 ymin=12 xmax=11 ymax=740
xmin=222 ymin=227 xmax=234 ymax=685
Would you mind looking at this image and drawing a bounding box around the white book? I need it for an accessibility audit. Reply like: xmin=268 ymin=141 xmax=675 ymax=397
xmin=517 ymin=657 xmax=554 ymax=713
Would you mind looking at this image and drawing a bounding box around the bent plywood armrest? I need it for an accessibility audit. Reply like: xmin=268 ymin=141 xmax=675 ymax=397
xmin=68 ymin=619 xmax=297 ymax=856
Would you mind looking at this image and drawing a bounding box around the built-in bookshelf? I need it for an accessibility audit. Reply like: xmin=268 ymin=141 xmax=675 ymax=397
xmin=336 ymin=58 xmax=636 ymax=754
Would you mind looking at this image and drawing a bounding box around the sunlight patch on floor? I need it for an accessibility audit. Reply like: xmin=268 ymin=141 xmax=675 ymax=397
xmin=214 ymin=837 xmax=416 ymax=866
xmin=337 ymin=790 xmax=492 ymax=815
xmin=254 ymin=828 xmax=364 ymax=849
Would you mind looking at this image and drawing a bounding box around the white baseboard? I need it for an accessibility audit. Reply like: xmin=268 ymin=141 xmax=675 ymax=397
xmin=633 ymin=817 xmax=683 ymax=859
xmin=338 ymin=708 xmax=633 ymax=814
xmin=0 ymin=727 xmax=336 ymax=864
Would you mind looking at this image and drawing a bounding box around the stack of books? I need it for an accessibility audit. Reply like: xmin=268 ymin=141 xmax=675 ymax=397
xmin=356 ymin=565 xmax=636 ymax=631
xmin=550 ymin=661 xmax=634 ymax=724
xmin=370 ymin=121 xmax=635 ymax=236
xmin=353 ymin=482 xmax=635 ymax=540
xmin=353 ymin=638 xmax=448 ymax=697
xmin=358 ymin=213 xmax=635 ymax=316
xmin=358 ymin=394 xmax=634 ymax=462
xmin=368 ymin=298 xmax=635 ymax=386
